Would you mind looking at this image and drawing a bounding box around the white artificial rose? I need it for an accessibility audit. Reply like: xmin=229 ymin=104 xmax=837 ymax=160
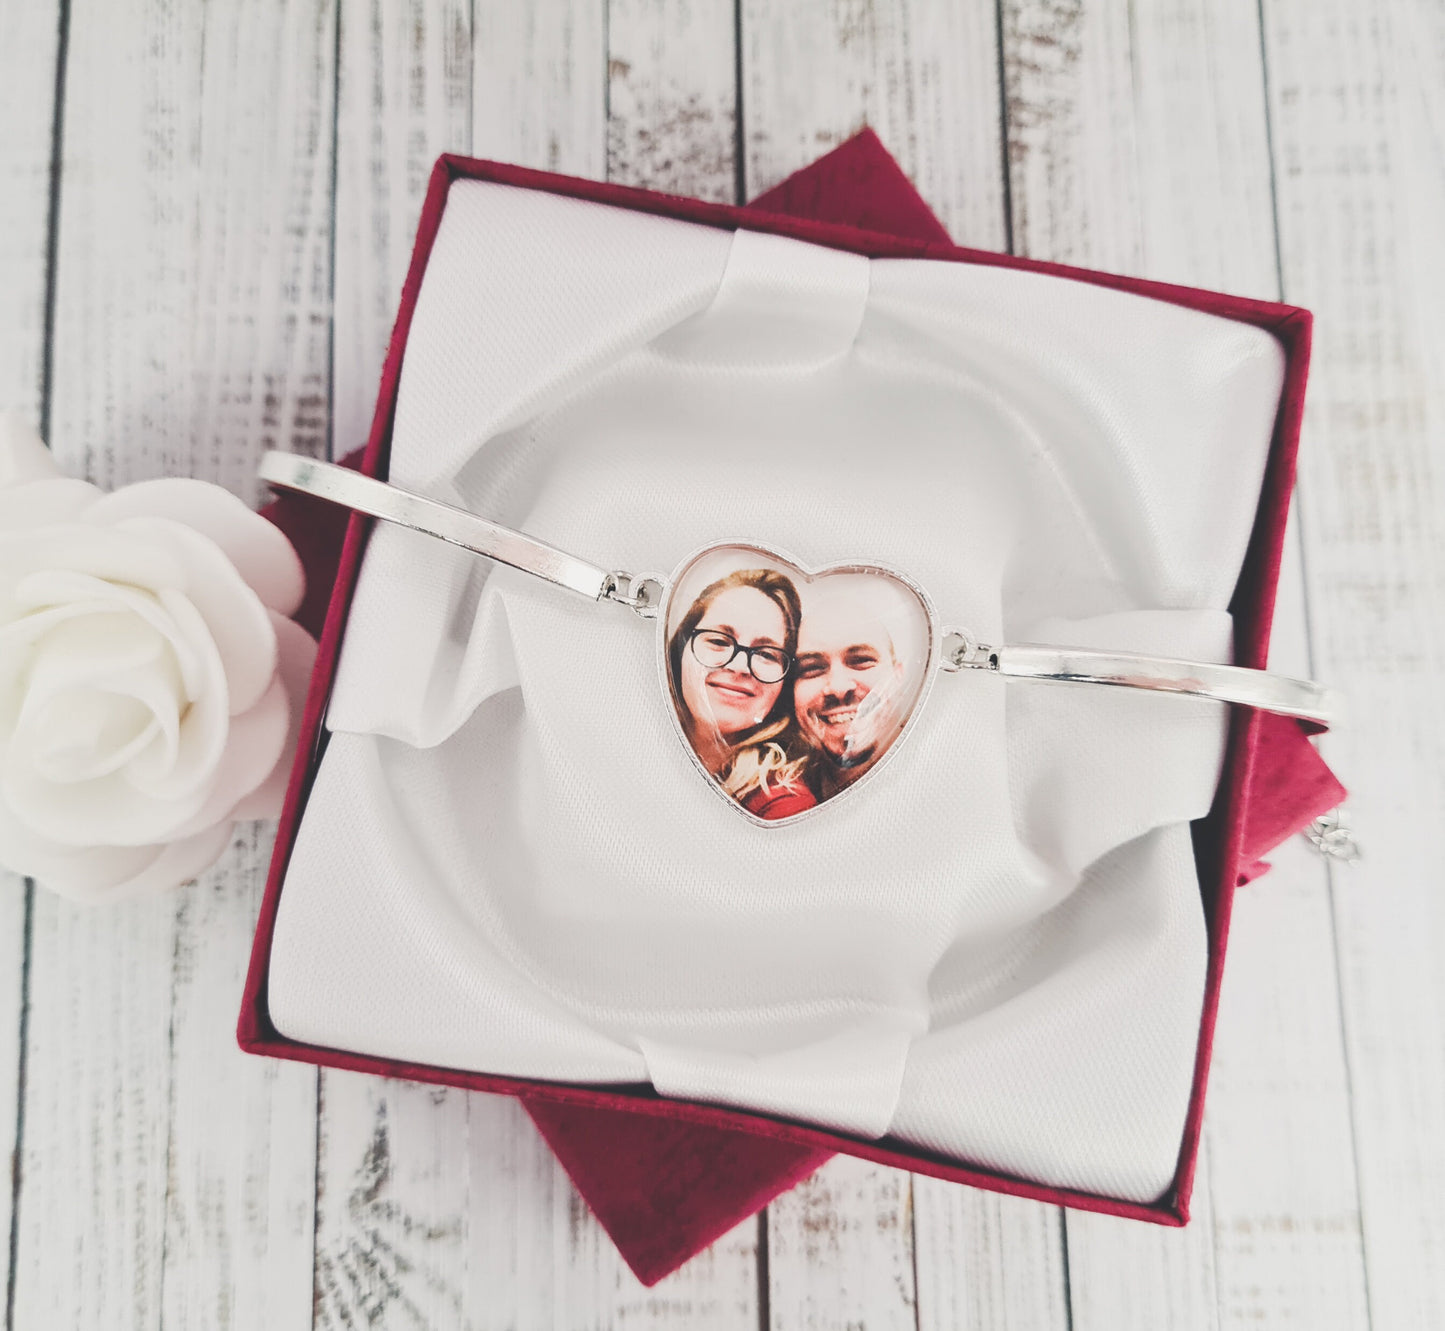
xmin=0 ymin=412 xmax=317 ymax=902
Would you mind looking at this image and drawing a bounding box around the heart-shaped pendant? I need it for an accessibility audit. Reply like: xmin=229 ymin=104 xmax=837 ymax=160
xmin=258 ymin=453 xmax=1345 ymax=816
xmin=658 ymin=542 xmax=938 ymax=825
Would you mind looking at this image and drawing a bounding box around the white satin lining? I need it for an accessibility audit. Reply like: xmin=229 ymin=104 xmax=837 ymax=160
xmin=268 ymin=181 xmax=1285 ymax=1201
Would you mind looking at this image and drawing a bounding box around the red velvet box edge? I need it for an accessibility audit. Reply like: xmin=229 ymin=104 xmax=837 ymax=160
xmin=238 ymin=149 xmax=1313 ymax=1236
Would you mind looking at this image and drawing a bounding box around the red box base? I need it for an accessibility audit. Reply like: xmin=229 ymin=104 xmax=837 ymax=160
xmin=246 ymin=130 xmax=1338 ymax=1284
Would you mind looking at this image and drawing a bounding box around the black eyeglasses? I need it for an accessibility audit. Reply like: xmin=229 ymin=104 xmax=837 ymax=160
xmin=689 ymin=629 xmax=793 ymax=684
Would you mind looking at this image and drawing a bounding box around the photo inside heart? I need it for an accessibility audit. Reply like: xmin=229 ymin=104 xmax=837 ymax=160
xmin=663 ymin=543 xmax=934 ymax=823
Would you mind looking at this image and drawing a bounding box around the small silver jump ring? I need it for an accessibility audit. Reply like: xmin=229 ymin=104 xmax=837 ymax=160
xmin=603 ymin=570 xmax=667 ymax=619
xmin=939 ymin=628 xmax=996 ymax=672
xmin=626 ymin=573 xmax=666 ymax=619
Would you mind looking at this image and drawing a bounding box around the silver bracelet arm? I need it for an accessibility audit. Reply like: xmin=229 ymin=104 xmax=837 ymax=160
xmin=945 ymin=637 xmax=1339 ymax=729
xmin=258 ymin=451 xmax=614 ymax=601
xmin=261 ymin=453 xmax=1340 ymax=729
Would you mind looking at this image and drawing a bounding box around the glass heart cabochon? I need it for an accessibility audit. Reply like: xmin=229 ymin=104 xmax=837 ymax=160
xmin=658 ymin=542 xmax=938 ymax=826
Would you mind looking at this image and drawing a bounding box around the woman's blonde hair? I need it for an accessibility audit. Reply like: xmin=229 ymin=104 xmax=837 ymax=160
xmin=667 ymin=567 xmax=811 ymax=801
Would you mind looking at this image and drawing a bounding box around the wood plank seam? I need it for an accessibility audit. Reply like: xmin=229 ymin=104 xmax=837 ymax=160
xmin=325 ymin=0 xmax=343 ymax=472
xmin=1252 ymin=0 xmax=1289 ymax=361
xmin=36 ymin=0 xmax=70 ymax=428
xmin=6 ymin=0 xmax=69 ymax=1322
xmin=1320 ymin=856 xmax=1378 ymax=1328
xmin=993 ymin=0 xmax=1016 ymax=253
xmin=756 ymin=1208 xmax=770 ymax=1331
xmin=732 ymin=0 xmax=746 ymax=206
xmin=907 ymin=1175 xmax=922 ymax=1331
xmin=312 ymin=3 xmax=340 ymax=1316
xmin=1255 ymin=9 xmax=1375 ymax=1328
xmin=4 ymin=886 xmax=34 ymax=1331
xmin=1059 ymin=1201 xmax=1076 ymax=1330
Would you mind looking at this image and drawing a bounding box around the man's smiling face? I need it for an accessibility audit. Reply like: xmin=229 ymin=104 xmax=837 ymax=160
xmin=793 ymin=591 xmax=904 ymax=773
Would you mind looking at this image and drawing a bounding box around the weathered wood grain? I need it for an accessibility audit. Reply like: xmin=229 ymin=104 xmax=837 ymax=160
xmin=912 ymin=1182 xmax=1069 ymax=1331
xmin=1065 ymin=1158 xmax=1220 ymax=1331
xmin=765 ymin=1156 xmax=917 ymax=1331
xmin=332 ymin=0 xmax=473 ymax=459
xmin=0 ymin=0 xmax=61 ymax=1315
xmin=13 ymin=892 xmax=177 ymax=1330
xmin=161 ymin=827 xmax=318 ymax=1331
xmin=0 ymin=0 xmax=60 ymax=423
xmin=315 ymin=1077 xmax=761 ymax=1330
xmin=1130 ymin=4 xmax=1368 ymax=1326
xmin=741 ymin=0 xmax=1008 ymax=247
xmin=1000 ymin=2 xmax=1368 ymax=1327
xmin=999 ymin=0 xmax=1140 ymax=270
xmin=466 ymin=1093 xmax=758 ymax=1329
xmin=11 ymin=1 xmax=334 ymax=1327
xmin=472 ymin=0 xmax=607 ymax=177
xmin=1194 ymin=514 xmax=1368 ymax=1331
xmin=1125 ymin=0 xmax=1280 ymax=297
xmin=607 ymin=0 xmax=737 ymax=202
xmin=1263 ymin=0 xmax=1445 ymax=1324
xmin=1206 ymin=838 xmax=1371 ymax=1329
xmin=1003 ymin=0 xmax=1278 ymax=293
xmin=0 ymin=873 xmax=27 ymax=1325
xmin=313 ymin=1072 xmax=473 ymax=1329
xmin=0 ymin=902 xmax=15 ymax=1331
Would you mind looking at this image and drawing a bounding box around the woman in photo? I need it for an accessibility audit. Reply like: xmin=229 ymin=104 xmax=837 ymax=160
xmin=667 ymin=567 xmax=816 ymax=819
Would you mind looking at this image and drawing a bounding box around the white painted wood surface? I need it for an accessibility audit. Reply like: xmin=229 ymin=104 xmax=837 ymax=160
xmin=0 ymin=0 xmax=59 ymax=1314
xmin=996 ymin=6 xmax=1368 ymax=1331
xmin=1 ymin=1 xmax=1438 ymax=1327
xmin=1262 ymin=2 xmax=1445 ymax=1327
xmin=9 ymin=3 xmax=330 ymax=1329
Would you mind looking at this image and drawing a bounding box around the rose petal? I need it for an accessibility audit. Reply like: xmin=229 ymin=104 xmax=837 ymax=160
xmin=86 ymin=478 xmax=305 ymax=616
xmin=27 ymin=693 xmax=162 ymax=784
xmin=12 ymin=614 xmax=183 ymax=783
xmin=115 ymin=517 xmax=277 ymax=715
xmin=166 ymin=668 xmax=289 ymax=839
xmin=0 ymin=413 xmax=61 ymax=487
xmin=0 ymin=794 xmax=162 ymax=897
xmin=0 ymin=478 xmax=102 ymax=529
xmin=231 ymin=612 xmax=318 ymax=821
xmin=2 ymin=589 xmax=229 ymax=845
xmin=126 ymin=588 xmax=230 ymax=799
xmin=7 ymin=574 xmax=205 ymax=698
xmin=18 ymin=820 xmax=235 ymax=905
xmin=5 ymin=717 xmax=211 ymax=848
xmin=0 ymin=524 xmax=185 ymax=606
xmin=97 ymin=821 xmax=236 ymax=903
xmin=16 ymin=611 xmax=170 ymax=697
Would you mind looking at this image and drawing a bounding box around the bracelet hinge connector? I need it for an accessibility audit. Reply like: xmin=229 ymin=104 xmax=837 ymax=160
xmin=602 ymin=570 xmax=666 ymax=620
xmin=940 ymin=630 xmax=1000 ymax=673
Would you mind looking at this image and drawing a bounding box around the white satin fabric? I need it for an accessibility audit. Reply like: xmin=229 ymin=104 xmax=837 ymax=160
xmin=268 ymin=182 xmax=1285 ymax=1202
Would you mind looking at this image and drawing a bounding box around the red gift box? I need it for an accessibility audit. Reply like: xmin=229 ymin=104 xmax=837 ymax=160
xmin=244 ymin=131 xmax=1344 ymax=1286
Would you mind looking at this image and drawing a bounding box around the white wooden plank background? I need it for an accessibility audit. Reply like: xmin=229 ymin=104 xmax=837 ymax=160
xmin=1 ymin=0 xmax=1440 ymax=1327
xmin=0 ymin=0 xmax=59 ymax=1318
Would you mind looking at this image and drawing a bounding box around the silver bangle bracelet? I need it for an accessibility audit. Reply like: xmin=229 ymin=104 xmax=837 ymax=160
xmin=261 ymin=451 xmax=1339 ymax=827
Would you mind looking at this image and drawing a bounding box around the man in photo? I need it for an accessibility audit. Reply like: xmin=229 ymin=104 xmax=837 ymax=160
xmin=792 ymin=574 xmax=922 ymax=802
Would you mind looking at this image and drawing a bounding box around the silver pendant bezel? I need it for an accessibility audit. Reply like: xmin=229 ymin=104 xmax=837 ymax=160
xmin=653 ymin=539 xmax=942 ymax=829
